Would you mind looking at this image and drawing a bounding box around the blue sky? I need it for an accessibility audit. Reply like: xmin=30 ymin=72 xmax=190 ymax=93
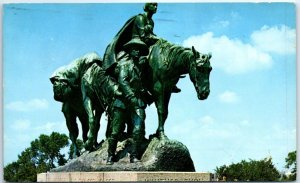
xmin=3 ymin=3 xmax=296 ymax=173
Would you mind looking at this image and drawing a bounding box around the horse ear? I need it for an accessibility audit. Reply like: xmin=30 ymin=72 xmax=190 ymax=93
xmin=50 ymin=76 xmax=59 ymax=84
xmin=208 ymin=52 xmax=212 ymax=59
xmin=192 ymin=46 xmax=197 ymax=55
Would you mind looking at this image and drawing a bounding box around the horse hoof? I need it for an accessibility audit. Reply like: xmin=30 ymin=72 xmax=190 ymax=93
xmin=171 ymin=86 xmax=181 ymax=93
xmin=71 ymin=152 xmax=80 ymax=159
xmin=158 ymin=132 xmax=168 ymax=140
xmin=93 ymin=143 xmax=102 ymax=150
xmin=84 ymin=141 xmax=94 ymax=152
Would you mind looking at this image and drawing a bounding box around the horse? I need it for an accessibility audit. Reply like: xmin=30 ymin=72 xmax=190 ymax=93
xmin=81 ymin=62 xmax=133 ymax=151
xmin=145 ymin=39 xmax=212 ymax=139
xmin=50 ymin=52 xmax=102 ymax=158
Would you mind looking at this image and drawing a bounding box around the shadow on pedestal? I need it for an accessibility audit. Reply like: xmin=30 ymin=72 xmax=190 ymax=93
xmin=51 ymin=137 xmax=195 ymax=172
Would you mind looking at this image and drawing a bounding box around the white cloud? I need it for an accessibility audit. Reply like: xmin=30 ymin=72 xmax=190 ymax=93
xmin=183 ymin=32 xmax=272 ymax=74
xmin=169 ymin=119 xmax=197 ymax=136
xmin=240 ymin=120 xmax=250 ymax=126
xmin=199 ymin=115 xmax=215 ymax=125
xmin=251 ymin=25 xmax=296 ymax=55
xmin=218 ymin=20 xmax=230 ymax=28
xmin=182 ymin=25 xmax=296 ymax=74
xmin=6 ymin=98 xmax=49 ymax=111
xmin=219 ymin=90 xmax=239 ymax=103
xmin=230 ymin=11 xmax=240 ymax=19
xmin=265 ymin=123 xmax=296 ymax=141
xmin=200 ymin=126 xmax=235 ymax=139
xmin=11 ymin=119 xmax=31 ymax=131
xmin=34 ymin=121 xmax=67 ymax=134
xmin=169 ymin=117 xmax=238 ymax=141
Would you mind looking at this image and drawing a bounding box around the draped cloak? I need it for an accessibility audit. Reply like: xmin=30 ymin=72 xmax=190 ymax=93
xmin=102 ymin=15 xmax=140 ymax=74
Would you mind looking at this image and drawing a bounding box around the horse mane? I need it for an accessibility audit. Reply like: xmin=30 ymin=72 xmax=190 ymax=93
xmin=155 ymin=39 xmax=194 ymax=65
xmin=83 ymin=63 xmax=115 ymax=105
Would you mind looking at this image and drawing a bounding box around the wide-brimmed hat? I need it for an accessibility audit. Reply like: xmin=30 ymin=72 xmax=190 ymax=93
xmin=123 ymin=38 xmax=149 ymax=56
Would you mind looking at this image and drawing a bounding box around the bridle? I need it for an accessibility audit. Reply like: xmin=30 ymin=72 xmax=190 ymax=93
xmin=190 ymin=55 xmax=205 ymax=89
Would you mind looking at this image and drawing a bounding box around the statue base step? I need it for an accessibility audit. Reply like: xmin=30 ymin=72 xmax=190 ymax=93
xmin=37 ymin=171 xmax=213 ymax=182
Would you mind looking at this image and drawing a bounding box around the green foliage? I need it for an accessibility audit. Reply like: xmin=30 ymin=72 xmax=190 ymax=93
xmin=30 ymin=132 xmax=69 ymax=168
xmin=215 ymin=157 xmax=280 ymax=181
xmin=4 ymin=132 xmax=69 ymax=182
xmin=4 ymin=161 xmax=19 ymax=182
xmin=284 ymin=150 xmax=296 ymax=181
xmin=15 ymin=148 xmax=37 ymax=182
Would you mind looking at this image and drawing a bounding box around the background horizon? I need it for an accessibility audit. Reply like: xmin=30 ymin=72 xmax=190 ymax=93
xmin=3 ymin=3 xmax=296 ymax=172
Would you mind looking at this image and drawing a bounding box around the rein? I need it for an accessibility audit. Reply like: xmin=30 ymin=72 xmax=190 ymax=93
xmin=191 ymin=59 xmax=199 ymax=89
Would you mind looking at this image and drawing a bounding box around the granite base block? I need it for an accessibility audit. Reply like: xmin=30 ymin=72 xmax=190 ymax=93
xmin=37 ymin=171 xmax=213 ymax=182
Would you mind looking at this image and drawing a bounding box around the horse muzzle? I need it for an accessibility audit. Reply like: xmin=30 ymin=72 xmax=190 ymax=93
xmin=197 ymin=86 xmax=210 ymax=100
xmin=199 ymin=91 xmax=209 ymax=100
xmin=53 ymin=83 xmax=67 ymax=102
xmin=53 ymin=88 xmax=64 ymax=102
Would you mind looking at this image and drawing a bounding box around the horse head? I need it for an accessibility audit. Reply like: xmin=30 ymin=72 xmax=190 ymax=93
xmin=50 ymin=76 xmax=73 ymax=102
xmin=189 ymin=46 xmax=212 ymax=100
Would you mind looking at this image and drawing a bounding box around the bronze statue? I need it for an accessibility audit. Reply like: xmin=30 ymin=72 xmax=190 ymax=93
xmin=49 ymin=52 xmax=101 ymax=158
xmin=81 ymin=61 xmax=124 ymax=151
xmin=107 ymin=38 xmax=151 ymax=165
xmin=102 ymin=3 xmax=181 ymax=93
xmin=50 ymin=3 xmax=212 ymax=166
xmin=102 ymin=3 xmax=159 ymax=75
xmin=143 ymin=39 xmax=212 ymax=139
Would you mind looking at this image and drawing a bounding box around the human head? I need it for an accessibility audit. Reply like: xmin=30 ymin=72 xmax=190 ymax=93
xmin=144 ymin=3 xmax=158 ymax=14
xmin=124 ymin=38 xmax=149 ymax=58
xmin=129 ymin=47 xmax=141 ymax=60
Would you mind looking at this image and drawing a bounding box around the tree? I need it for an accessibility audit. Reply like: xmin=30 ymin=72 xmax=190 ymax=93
xmin=4 ymin=161 xmax=19 ymax=182
xmin=4 ymin=132 xmax=69 ymax=182
xmin=284 ymin=150 xmax=296 ymax=181
xmin=30 ymin=132 xmax=69 ymax=168
xmin=215 ymin=157 xmax=280 ymax=181
xmin=16 ymin=148 xmax=37 ymax=182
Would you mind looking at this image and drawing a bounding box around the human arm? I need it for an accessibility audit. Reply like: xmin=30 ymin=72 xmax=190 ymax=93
xmin=133 ymin=15 xmax=146 ymax=41
xmin=118 ymin=63 xmax=139 ymax=106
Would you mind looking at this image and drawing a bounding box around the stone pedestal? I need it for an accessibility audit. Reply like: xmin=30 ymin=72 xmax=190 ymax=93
xmin=37 ymin=172 xmax=213 ymax=182
xmin=52 ymin=138 xmax=195 ymax=172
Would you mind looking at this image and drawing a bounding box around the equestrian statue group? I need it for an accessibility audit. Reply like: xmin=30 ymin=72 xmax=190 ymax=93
xmin=50 ymin=3 xmax=212 ymax=165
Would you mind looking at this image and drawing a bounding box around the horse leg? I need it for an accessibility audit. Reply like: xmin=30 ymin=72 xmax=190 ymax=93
xmin=78 ymin=113 xmax=89 ymax=144
xmin=62 ymin=103 xmax=80 ymax=158
xmin=93 ymin=109 xmax=102 ymax=149
xmin=83 ymin=96 xmax=97 ymax=151
xmin=155 ymin=89 xmax=172 ymax=140
xmin=106 ymin=117 xmax=112 ymax=138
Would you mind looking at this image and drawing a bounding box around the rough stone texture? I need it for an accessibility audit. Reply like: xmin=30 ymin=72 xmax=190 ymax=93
xmin=51 ymin=137 xmax=195 ymax=172
xmin=37 ymin=172 xmax=213 ymax=182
